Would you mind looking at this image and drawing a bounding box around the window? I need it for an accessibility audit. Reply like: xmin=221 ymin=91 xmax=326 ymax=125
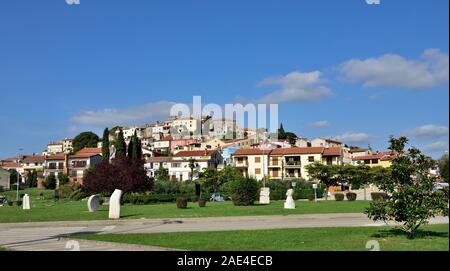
xmin=272 ymin=157 xmax=279 ymax=166
xmin=255 ymin=168 xmax=261 ymax=174
xmin=308 ymin=156 xmax=315 ymax=162
xmin=73 ymin=161 xmax=87 ymax=168
xmin=371 ymin=159 xmax=379 ymax=164
xmin=255 ymin=157 xmax=261 ymax=163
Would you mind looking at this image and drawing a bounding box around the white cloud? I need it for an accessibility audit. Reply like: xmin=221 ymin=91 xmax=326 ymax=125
xmin=71 ymin=101 xmax=176 ymax=128
xmin=339 ymin=48 xmax=449 ymax=89
xmin=335 ymin=132 xmax=370 ymax=144
xmin=310 ymin=120 xmax=330 ymax=129
xmin=411 ymin=124 xmax=449 ymax=139
xmin=423 ymin=141 xmax=449 ymax=153
xmin=256 ymin=71 xmax=332 ymax=103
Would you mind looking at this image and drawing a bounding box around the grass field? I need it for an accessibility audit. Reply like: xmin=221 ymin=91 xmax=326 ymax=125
xmin=74 ymin=224 xmax=449 ymax=251
xmin=0 ymin=188 xmax=370 ymax=223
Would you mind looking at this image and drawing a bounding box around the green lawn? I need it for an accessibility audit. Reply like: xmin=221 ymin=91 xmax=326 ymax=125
xmin=0 ymin=247 xmax=10 ymax=251
xmin=74 ymin=224 xmax=449 ymax=251
xmin=0 ymin=188 xmax=369 ymax=223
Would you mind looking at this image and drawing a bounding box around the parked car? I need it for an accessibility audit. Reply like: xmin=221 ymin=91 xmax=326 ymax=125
xmin=210 ymin=193 xmax=226 ymax=202
xmin=0 ymin=196 xmax=7 ymax=206
xmin=434 ymin=182 xmax=449 ymax=190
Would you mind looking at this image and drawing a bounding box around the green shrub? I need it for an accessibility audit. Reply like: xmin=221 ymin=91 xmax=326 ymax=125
xmin=7 ymin=201 xmax=13 ymax=206
xmin=307 ymin=194 xmax=316 ymax=201
xmin=334 ymin=193 xmax=345 ymax=201
xmin=16 ymin=200 xmax=23 ymax=206
xmin=229 ymin=177 xmax=259 ymax=206
xmin=371 ymin=192 xmax=388 ymax=201
xmin=71 ymin=191 xmax=87 ymax=201
xmin=58 ymin=174 xmax=70 ymax=185
xmin=176 ymin=197 xmax=188 ymax=209
xmin=59 ymin=184 xmax=76 ymax=199
xmin=346 ymin=192 xmax=357 ymax=201
xmin=44 ymin=176 xmax=57 ymax=190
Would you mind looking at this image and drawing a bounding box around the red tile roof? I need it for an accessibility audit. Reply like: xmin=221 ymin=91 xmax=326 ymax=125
xmin=323 ymin=147 xmax=342 ymax=157
xmin=234 ymin=149 xmax=272 ymax=156
xmin=174 ymin=150 xmax=217 ymax=157
xmin=271 ymin=147 xmax=324 ymax=155
xmin=69 ymin=153 xmax=101 ymax=159
xmin=22 ymin=155 xmax=45 ymax=162
xmin=77 ymin=148 xmax=102 ymax=154
xmin=0 ymin=162 xmax=21 ymax=168
xmin=159 ymin=135 xmax=173 ymax=142
xmin=45 ymin=154 xmax=66 ymax=161
xmin=352 ymin=152 xmax=395 ymax=161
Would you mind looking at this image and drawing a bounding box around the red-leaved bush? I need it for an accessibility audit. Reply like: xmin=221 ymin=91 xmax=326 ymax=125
xmin=84 ymin=157 xmax=153 ymax=195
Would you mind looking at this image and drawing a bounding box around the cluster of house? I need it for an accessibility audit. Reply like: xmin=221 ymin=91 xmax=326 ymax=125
xmin=0 ymin=116 xmax=397 ymax=189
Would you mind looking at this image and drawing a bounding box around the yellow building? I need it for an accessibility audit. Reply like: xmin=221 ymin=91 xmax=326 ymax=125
xmin=351 ymin=152 xmax=395 ymax=168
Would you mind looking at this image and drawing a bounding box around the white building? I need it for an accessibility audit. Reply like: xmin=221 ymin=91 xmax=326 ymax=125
xmin=146 ymin=150 xmax=223 ymax=181
xmin=311 ymin=138 xmax=343 ymax=148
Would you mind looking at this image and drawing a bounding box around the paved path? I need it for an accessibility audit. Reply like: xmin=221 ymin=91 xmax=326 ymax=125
xmin=0 ymin=214 xmax=447 ymax=251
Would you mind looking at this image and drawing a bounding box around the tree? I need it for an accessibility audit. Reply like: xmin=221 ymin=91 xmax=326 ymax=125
xmin=437 ymin=153 xmax=449 ymax=182
xmin=84 ymin=157 xmax=153 ymax=194
xmin=9 ymin=169 xmax=18 ymax=186
xmin=305 ymin=162 xmax=339 ymax=199
xmin=278 ymin=123 xmax=286 ymax=139
xmin=198 ymin=168 xmax=220 ymax=193
xmin=115 ymin=129 xmax=127 ymax=157
xmin=188 ymin=158 xmax=197 ymax=182
xmin=58 ymin=173 xmax=69 ymax=185
xmin=44 ymin=175 xmax=57 ymax=190
xmin=229 ymin=177 xmax=259 ymax=206
xmin=102 ymin=128 xmax=110 ymax=161
xmin=28 ymin=170 xmax=38 ymax=188
xmin=72 ymin=132 xmax=99 ymax=153
xmin=365 ymin=136 xmax=449 ymax=239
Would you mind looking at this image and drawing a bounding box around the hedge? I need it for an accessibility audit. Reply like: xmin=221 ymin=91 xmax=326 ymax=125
xmin=122 ymin=193 xmax=197 ymax=205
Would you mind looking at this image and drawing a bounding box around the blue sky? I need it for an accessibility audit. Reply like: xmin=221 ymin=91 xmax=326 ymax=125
xmin=0 ymin=0 xmax=448 ymax=159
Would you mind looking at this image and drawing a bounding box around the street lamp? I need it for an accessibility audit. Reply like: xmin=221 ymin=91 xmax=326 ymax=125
xmin=16 ymin=148 xmax=23 ymax=201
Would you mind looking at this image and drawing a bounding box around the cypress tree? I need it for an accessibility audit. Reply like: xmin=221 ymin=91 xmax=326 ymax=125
xmin=116 ymin=129 xmax=127 ymax=157
xmin=136 ymin=138 xmax=142 ymax=161
xmin=102 ymin=128 xmax=110 ymax=161
xmin=127 ymin=136 xmax=134 ymax=159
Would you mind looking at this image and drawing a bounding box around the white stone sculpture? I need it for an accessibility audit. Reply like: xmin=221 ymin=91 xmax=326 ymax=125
xmin=87 ymin=195 xmax=100 ymax=212
xmin=284 ymin=188 xmax=295 ymax=209
xmin=23 ymin=194 xmax=30 ymax=210
xmin=259 ymin=187 xmax=270 ymax=204
xmin=108 ymin=189 xmax=122 ymax=219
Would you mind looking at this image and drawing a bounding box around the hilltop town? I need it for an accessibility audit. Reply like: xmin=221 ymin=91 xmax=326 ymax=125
xmin=0 ymin=115 xmax=393 ymax=187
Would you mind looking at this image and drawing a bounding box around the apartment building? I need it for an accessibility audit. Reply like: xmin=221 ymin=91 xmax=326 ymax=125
xmin=45 ymin=138 xmax=73 ymax=155
xmin=43 ymin=148 xmax=102 ymax=185
xmin=68 ymin=150 xmax=102 ymax=184
xmin=21 ymin=155 xmax=45 ymax=178
xmin=311 ymin=138 xmax=343 ymax=148
xmin=269 ymin=147 xmax=324 ymax=180
xmin=145 ymin=150 xmax=223 ymax=181
xmin=233 ymin=146 xmax=351 ymax=181
xmin=351 ymin=152 xmax=395 ymax=168
xmin=233 ymin=148 xmax=270 ymax=181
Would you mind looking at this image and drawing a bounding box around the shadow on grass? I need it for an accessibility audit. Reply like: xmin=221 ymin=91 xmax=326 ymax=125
xmin=371 ymin=228 xmax=448 ymax=239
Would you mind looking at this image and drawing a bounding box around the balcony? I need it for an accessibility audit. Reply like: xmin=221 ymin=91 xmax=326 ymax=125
xmin=234 ymin=160 xmax=248 ymax=167
xmin=284 ymin=160 xmax=301 ymax=168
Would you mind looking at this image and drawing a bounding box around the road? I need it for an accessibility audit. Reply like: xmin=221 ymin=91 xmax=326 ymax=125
xmin=0 ymin=213 xmax=447 ymax=251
